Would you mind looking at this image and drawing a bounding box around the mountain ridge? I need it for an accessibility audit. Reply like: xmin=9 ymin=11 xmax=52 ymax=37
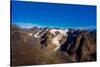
xmin=11 ymin=24 xmax=96 ymax=66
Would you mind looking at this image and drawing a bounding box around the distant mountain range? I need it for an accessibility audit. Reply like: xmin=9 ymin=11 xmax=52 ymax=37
xmin=11 ymin=24 xmax=96 ymax=66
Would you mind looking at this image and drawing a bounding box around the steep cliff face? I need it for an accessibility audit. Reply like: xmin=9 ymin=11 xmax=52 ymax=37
xmin=60 ymin=30 xmax=96 ymax=62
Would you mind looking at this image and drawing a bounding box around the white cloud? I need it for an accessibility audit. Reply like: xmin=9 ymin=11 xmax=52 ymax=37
xmin=13 ymin=22 xmax=47 ymax=28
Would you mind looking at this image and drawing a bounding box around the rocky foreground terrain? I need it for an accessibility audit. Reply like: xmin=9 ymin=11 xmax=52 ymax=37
xmin=11 ymin=24 xmax=96 ymax=66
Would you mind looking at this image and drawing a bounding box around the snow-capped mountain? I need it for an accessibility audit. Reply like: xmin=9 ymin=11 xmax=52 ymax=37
xmin=11 ymin=24 xmax=96 ymax=65
xmin=26 ymin=26 xmax=96 ymax=52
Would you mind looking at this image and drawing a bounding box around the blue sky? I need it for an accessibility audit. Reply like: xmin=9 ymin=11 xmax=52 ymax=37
xmin=11 ymin=1 xmax=96 ymax=28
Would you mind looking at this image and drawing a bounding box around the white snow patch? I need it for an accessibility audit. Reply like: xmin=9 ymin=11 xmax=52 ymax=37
xmin=49 ymin=29 xmax=69 ymax=51
xmin=28 ymin=33 xmax=33 ymax=36
xmin=34 ymin=30 xmax=41 ymax=38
